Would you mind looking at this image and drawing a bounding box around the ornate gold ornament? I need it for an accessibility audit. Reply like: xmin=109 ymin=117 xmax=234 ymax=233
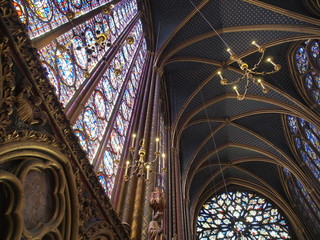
xmin=0 ymin=170 xmax=23 ymax=240
xmin=102 ymin=4 xmax=115 ymax=15
xmin=126 ymin=36 xmax=135 ymax=45
xmin=0 ymin=0 xmax=130 ymax=238
xmin=66 ymin=10 xmax=75 ymax=20
xmin=84 ymin=70 xmax=91 ymax=79
xmin=56 ymin=44 xmax=67 ymax=53
xmin=149 ymin=187 xmax=166 ymax=214
xmin=114 ymin=67 xmax=123 ymax=76
xmin=218 ymin=44 xmax=281 ymax=100
xmin=15 ymin=82 xmax=48 ymax=125
xmin=0 ymin=134 xmax=79 ymax=239
xmin=0 ymin=37 xmax=15 ymax=133
xmin=124 ymin=136 xmax=166 ymax=182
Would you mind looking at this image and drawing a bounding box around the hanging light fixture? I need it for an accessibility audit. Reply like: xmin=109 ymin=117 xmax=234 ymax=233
xmin=217 ymin=41 xmax=281 ymax=100
xmin=123 ymin=134 xmax=166 ymax=182
xmin=188 ymin=0 xmax=281 ymax=101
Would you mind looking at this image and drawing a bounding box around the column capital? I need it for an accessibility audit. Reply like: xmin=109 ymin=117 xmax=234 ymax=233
xmin=153 ymin=65 xmax=164 ymax=76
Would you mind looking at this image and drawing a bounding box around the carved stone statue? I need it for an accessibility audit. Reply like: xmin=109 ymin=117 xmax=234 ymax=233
xmin=149 ymin=186 xmax=165 ymax=213
xmin=15 ymin=82 xmax=47 ymax=125
xmin=148 ymin=213 xmax=164 ymax=240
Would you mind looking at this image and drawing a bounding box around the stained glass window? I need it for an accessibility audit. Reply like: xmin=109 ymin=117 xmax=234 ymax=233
xmin=13 ymin=0 xmax=148 ymax=198
xmin=73 ymin=20 xmax=144 ymax=163
xmin=97 ymin=39 xmax=147 ymax=194
xmin=12 ymin=0 xmax=137 ymax=39
xmin=197 ymin=191 xmax=291 ymax=239
xmin=35 ymin=0 xmax=138 ymax=106
xmin=286 ymin=115 xmax=320 ymax=182
xmin=282 ymin=169 xmax=320 ymax=236
xmin=293 ymin=40 xmax=320 ymax=106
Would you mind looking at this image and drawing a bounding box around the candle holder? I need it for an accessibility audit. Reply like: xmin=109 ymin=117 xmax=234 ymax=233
xmin=218 ymin=41 xmax=281 ymax=100
xmin=123 ymin=136 xmax=167 ymax=183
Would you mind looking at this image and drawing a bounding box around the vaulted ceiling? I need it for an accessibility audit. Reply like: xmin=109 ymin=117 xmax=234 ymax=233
xmin=147 ymin=0 xmax=320 ymax=227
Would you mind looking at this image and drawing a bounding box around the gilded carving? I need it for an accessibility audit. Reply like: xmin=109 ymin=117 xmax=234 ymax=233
xmin=0 ymin=37 xmax=15 ymax=133
xmin=148 ymin=212 xmax=165 ymax=240
xmin=14 ymin=158 xmax=66 ymax=239
xmin=0 ymin=0 xmax=130 ymax=238
xmin=83 ymin=221 xmax=116 ymax=240
xmin=3 ymin=130 xmax=62 ymax=150
xmin=149 ymin=186 xmax=166 ymax=214
xmin=0 ymin=170 xmax=23 ymax=240
xmin=15 ymin=82 xmax=48 ymax=125
xmin=0 ymin=137 xmax=79 ymax=239
xmin=149 ymin=187 xmax=166 ymax=240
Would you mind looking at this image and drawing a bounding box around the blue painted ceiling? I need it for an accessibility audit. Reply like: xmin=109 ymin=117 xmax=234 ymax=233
xmin=148 ymin=0 xmax=320 ymax=212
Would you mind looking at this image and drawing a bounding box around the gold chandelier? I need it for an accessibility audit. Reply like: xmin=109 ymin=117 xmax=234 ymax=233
xmin=124 ymin=134 xmax=166 ymax=182
xmin=217 ymin=41 xmax=281 ymax=100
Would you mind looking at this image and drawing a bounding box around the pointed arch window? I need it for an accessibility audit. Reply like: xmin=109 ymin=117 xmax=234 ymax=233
xmin=282 ymin=168 xmax=320 ymax=236
xmin=289 ymin=40 xmax=320 ymax=111
xmin=13 ymin=0 xmax=138 ymax=106
xmin=12 ymin=0 xmax=138 ymax=39
xmin=196 ymin=191 xmax=292 ymax=239
xmin=12 ymin=0 xmax=148 ymax=197
xmin=72 ymin=20 xmax=144 ymax=162
xmin=97 ymin=39 xmax=147 ymax=195
xmin=286 ymin=115 xmax=320 ymax=182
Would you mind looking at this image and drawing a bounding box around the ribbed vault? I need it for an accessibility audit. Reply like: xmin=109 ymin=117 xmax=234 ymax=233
xmin=148 ymin=0 xmax=320 ymax=238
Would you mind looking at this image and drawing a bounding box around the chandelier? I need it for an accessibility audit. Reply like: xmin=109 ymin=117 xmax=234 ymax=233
xmin=217 ymin=41 xmax=281 ymax=100
xmin=124 ymin=134 xmax=167 ymax=182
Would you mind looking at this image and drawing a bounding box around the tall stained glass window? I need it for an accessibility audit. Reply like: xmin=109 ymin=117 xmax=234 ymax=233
xmin=14 ymin=0 xmax=138 ymax=106
xmin=13 ymin=0 xmax=148 ymax=197
xmin=12 ymin=0 xmax=139 ymax=39
xmin=286 ymin=115 xmax=320 ymax=181
xmin=292 ymin=40 xmax=320 ymax=106
xmin=98 ymin=38 xmax=147 ymax=195
xmin=283 ymin=168 xmax=320 ymax=236
xmin=73 ymin=20 xmax=144 ymax=162
xmin=197 ymin=191 xmax=291 ymax=239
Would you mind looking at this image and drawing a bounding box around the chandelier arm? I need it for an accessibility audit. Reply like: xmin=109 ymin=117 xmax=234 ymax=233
xmin=130 ymin=163 xmax=140 ymax=177
xmin=148 ymin=155 xmax=160 ymax=164
xmin=252 ymin=69 xmax=280 ymax=75
xmin=238 ymin=77 xmax=250 ymax=100
xmin=222 ymin=75 xmax=246 ymax=85
xmin=251 ymin=50 xmax=265 ymax=71
xmin=129 ymin=162 xmax=140 ymax=176
xmin=150 ymin=169 xmax=166 ymax=176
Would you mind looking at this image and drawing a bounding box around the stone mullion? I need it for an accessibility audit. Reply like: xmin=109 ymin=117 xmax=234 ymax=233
xmin=113 ymin=52 xmax=151 ymax=208
xmin=66 ymin=13 xmax=140 ymax=124
xmin=294 ymin=179 xmax=320 ymax=222
xmin=120 ymin=52 xmax=154 ymax=226
xmin=290 ymin=178 xmax=320 ymax=237
xmin=92 ymin=37 xmax=144 ymax=169
xmin=130 ymin=64 xmax=158 ymax=240
xmin=140 ymin=68 xmax=162 ymax=240
xmin=32 ymin=0 xmax=122 ymax=49
xmin=174 ymin=148 xmax=184 ymax=240
xmin=167 ymin=146 xmax=175 ymax=240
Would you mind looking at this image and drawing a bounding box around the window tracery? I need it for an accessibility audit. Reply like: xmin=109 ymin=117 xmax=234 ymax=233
xmin=12 ymin=0 xmax=147 ymax=198
xmin=97 ymin=39 xmax=147 ymax=194
xmin=282 ymin=169 xmax=320 ymax=236
xmin=291 ymin=40 xmax=320 ymax=108
xmin=36 ymin=0 xmax=137 ymax=106
xmin=286 ymin=115 xmax=320 ymax=181
xmin=72 ymin=20 xmax=143 ymax=163
xmin=197 ymin=191 xmax=291 ymax=239
xmin=12 ymin=0 xmax=137 ymax=39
